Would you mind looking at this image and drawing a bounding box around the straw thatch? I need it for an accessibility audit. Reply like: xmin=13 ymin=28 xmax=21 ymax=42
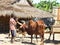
xmin=0 ymin=0 xmax=54 ymax=18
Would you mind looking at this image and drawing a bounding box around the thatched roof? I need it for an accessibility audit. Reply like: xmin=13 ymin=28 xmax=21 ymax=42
xmin=0 ymin=0 xmax=54 ymax=18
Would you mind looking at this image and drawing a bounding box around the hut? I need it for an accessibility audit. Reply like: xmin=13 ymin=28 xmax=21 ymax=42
xmin=0 ymin=0 xmax=54 ymax=33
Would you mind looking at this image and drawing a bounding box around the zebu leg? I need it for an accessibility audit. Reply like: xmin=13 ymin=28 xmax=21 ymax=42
xmin=51 ymin=27 xmax=54 ymax=40
xmin=53 ymin=32 xmax=54 ymax=40
xmin=36 ymin=35 xmax=38 ymax=42
xmin=48 ymin=26 xmax=53 ymax=40
xmin=40 ymin=34 xmax=44 ymax=45
xmin=31 ymin=35 xmax=33 ymax=43
xmin=48 ymin=26 xmax=55 ymax=41
xmin=50 ymin=26 xmax=54 ymax=40
xmin=49 ymin=31 xmax=52 ymax=40
xmin=41 ymin=34 xmax=44 ymax=42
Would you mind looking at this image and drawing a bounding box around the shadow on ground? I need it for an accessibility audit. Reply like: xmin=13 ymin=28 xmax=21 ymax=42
xmin=22 ymin=42 xmax=36 ymax=45
xmin=44 ymin=39 xmax=60 ymax=44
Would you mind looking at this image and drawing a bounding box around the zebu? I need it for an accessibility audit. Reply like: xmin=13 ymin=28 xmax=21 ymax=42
xmin=18 ymin=19 xmax=45 ymax=43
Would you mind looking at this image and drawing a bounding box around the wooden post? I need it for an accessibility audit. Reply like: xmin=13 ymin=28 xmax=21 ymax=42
xmin=57 ymin=8 xmax=60 ymax=21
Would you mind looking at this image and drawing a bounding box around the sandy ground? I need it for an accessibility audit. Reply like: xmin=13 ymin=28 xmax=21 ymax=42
xmin=0 ymin=33 xmax=60 ymax=45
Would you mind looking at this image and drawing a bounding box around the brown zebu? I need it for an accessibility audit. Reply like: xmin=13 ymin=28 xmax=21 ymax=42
xmin=20 ymin=19 xmax=45 ymax=43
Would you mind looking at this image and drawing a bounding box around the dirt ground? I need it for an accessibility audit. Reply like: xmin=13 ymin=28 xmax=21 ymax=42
xmin=0 ymin=33 xmax=60 ymax=45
